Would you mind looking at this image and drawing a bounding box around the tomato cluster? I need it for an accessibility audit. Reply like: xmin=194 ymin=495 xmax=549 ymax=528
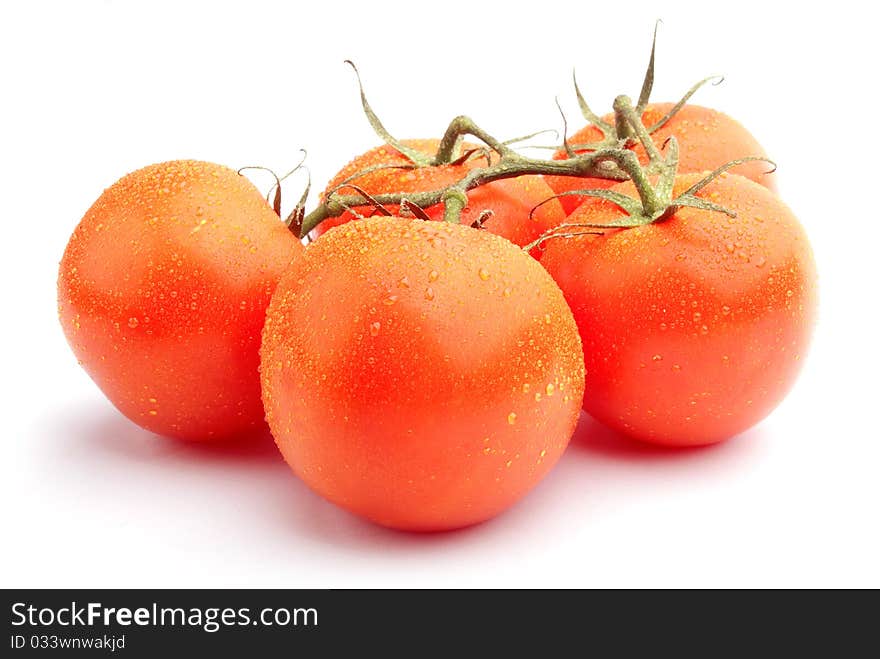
xmin=58 ymin=58 xmax=817 ymax=531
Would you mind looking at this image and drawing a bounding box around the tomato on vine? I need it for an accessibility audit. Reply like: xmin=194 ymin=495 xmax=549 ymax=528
xmin=58 ymin=160 xmax=304 ymax=441
xmin=313 ymin=139 xmax=567 ymax=249
xmin=261 ymin=217 xmax=585 ymax=530
xmin=539 ymin=165 xmax=816 ymax=446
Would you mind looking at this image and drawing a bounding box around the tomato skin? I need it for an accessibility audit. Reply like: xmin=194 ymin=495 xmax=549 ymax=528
xmin=58 ymin=160 xmax=303 ymax=441
xmin=545 ymin=103 xmax=776 ymax=215
xmin=540 ymin=172 xmax=816 ymax=446
xmin=313 ymin=139 xmax=566 ymax=250
xmin=262 ymin=217 xmax=584 ymax=530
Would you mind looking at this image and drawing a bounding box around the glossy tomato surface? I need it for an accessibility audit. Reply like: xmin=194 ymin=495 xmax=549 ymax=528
xmin=58 ymin=160 xmax=303 ymax=441
xmin=313 ymin=139 xmax=566 ymax=249
xmin=262 ymin=217 xmax=584 ymax=530
xmin=545 ymin=103 xmax=776 ymax=214
xmin=541 ymin=172 xmax=816 ymax=446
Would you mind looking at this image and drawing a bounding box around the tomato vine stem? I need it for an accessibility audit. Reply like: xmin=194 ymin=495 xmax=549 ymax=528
xmin=291 ymin=28 xmax=764 ymax=240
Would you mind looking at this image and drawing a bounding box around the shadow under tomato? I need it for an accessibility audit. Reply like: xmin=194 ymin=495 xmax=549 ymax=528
xmin=40 ymin=400 xmax=768 ymax=564
xmin=569 ymin=412 xmax=732 ymax=461
xmin=57 ymin=408 xmax=282 ymax=464
xmin=42 ymin=402 xmax=480 ymax=552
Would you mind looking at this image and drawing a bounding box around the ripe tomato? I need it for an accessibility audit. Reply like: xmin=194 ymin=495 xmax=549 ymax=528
xmin=540 ymin=172 xmax=817 ymax=446
xmin=312 ymin=139 xmax=566 ymax=249
xmin=58 ymin=160 xmax=304 ymax=441
xmin=261 ymin=217 xmax=584 ymax=530
xmin=546 ymin=103 xmax=776 ymax=214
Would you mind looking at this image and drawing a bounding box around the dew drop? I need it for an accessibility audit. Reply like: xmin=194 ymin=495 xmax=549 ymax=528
xmin=383 ymin=294 xmax=398 ymax=306
xmin=479 ymin=268 xmax=491 ymax=281
xmin=424 ymin=287 xmax=435 ymax=301
xmin=507 ymin=412 xmax=517 ymax=425
xmin=545 ymin=383 xmax=555 ymax=396
xmin=428 ymin=270 xmax=439 ymax=282
xmin=652 ymin=354 xmax=662 ymax=362
xmin=503 ymin=288 xmax=512 ymax=298
xmin=522 ymin=383 xmax=530 ymax=393
xmin=721 ymin=305 xmax=731 ymax=315
xmin=127 ymin=317 xmax=139 ymax=328
xmin=370 ymin=322 xmax=381 ymax=337
xmin=148 ymin=410 xmax=158 ymax=416
xmin=398 ymin=276 xmax=410 ymax=288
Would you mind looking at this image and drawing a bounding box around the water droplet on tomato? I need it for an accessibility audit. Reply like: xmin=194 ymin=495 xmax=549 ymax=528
xmin=545 ymin=383 xmax=555 ymax=396
xmin=479 ymin=268 xmax=491 ymax=281
xmin=370 ymin=322 xmax=381 ymax=337
xmin=127 ymin=317 xmax=139 ymax=328
xmin=507 ymin=412 xmax=517 ymax=425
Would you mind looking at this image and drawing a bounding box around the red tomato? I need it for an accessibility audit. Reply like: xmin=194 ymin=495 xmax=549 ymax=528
xmin=313 ymin=139 xmax=566 ymax=249
xmin=546 ymin=103 xmax=776 ymax=214
xmin=261 ymin=217 xmax=585 ymax=530
xmin=58 ymin=160 xmax=304 ymax=441
xmin=540 ymin=172 xmax=816 ymax=446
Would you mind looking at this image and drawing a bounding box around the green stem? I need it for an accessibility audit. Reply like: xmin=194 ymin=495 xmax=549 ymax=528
xmin=434 ymin=115 xmax=515 ymax=164
xmin=612 ymin=95 xmax=664 ymax=165
xmin=298 ymin=143 xmax=631 ymax=237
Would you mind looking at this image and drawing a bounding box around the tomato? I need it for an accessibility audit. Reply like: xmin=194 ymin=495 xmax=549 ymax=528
xmin=312 ymin=139 xmax=566 ymax=249
xmin=545 ymin=103 xmax=776 ymax=214
xmin=540 ymin=172 xmax=817 ymax=446
xmin=261 ymin=216 xmax=584 ymax=530
xmin=58 ymin=160 xmax=304 ymax=441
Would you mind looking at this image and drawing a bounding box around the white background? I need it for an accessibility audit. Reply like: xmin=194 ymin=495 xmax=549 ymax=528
xmin=2 ymin=0 xmax=877 ymax=588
